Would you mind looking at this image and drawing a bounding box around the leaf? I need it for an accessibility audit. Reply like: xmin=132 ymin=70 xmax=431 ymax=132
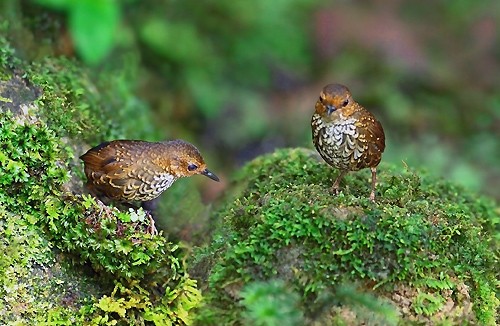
xmin=69 ymin=0 xmax=120 ymax=64
xmin=117 ymin=211 xmax=131 ymax=223
xmin=97 ymin=296 xmax=127 ymax=318
xmin=332 ymin=246 xmax=356 ymax=255
xmin=45 ymin=197 xmax=60 ymax=219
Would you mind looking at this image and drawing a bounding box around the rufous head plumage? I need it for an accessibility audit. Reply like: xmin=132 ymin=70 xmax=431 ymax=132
xmin=315 ymin=83 xmax=359 ymax=121
xmin=160 ymin=140 xmax=219 ymax=181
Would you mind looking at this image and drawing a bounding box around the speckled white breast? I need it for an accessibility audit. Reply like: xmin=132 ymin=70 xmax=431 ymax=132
xmin=150 ymin=174 xmax=176 ymax=194
xmin=312 ymin=114 xmax=367 ymax=170
xmin=120 ymin=171 xmax=177 ymax=201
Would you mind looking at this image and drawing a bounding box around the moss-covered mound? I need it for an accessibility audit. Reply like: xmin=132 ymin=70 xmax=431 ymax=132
xmin=0 ymin=33 xmax=202 ymax=324
xmin=192 ymin=148 xmax=499 ymax=325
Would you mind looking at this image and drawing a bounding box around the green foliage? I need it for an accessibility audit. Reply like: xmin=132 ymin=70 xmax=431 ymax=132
xmin=0 ymin=111 xmax=69 ymax=211
xmin=471 ymin=273 xmax=498 ymax=325
xmin=35 ymin=0 xmax=120 ymax=64
xmin=86 ymin=278 xmax=202 ymax=325
xmin=143 ymin=276 xmax=202 ymax=325
xmin=0 ymin=111 xmax=100 ymax=324
xmin=325 ymin=284 xmax=399 ymax=325
xmin=20 ymin=51 xmax=155 ymax=144
xmin=43 ymin=194 xmax=179 ymax=279
xmin=240 ymin=280 xmax=304 ymax=326
xmin=25 ymin=56 xmax=123 ymax=141
xmin=413 ymin=291 xmax=444 ymax=316
xmin=0 ymin=205 xmax=56 ymax=323
xmin=192 ymin=148 xmax=499 ymax=324
xmin=0 ymin=36 xmax=18 ymax=75
xmin=1 ymin=36 xmax=202 ymax=324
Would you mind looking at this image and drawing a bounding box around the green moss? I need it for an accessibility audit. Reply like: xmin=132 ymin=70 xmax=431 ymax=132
xmin=192 ymin=148 xmax=499 ymax=325
xmin=0 ymin=112 xmax=105 ymax=323
xmin=0 ymin=36 xmax=18 ymax=78
xmin=240 ymin=279 xmax=304 ymax=326
xmin=0 ymin=34 xmax=202 ymax=324
xmin=24 ymin=56 xmax=149 ymax=143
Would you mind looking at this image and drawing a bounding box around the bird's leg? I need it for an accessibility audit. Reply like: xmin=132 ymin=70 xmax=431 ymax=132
xmin=331 ymin=170 xmax=347 ymax=194
xmin=141 ymin=199 xmax=159 ymax=235
xmin=93 ymin=197 xmax=118 ymax=220
xmin=369 ymin=167 xmax=377 ymax=202
xmin=146 ymin=213 xmax=158 ymax=235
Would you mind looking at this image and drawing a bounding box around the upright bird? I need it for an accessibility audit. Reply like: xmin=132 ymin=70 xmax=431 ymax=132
xmin=80 ymin=139 xmax=219 ymax=231
xmin=311 ymin=83 xmax=385 ymax=201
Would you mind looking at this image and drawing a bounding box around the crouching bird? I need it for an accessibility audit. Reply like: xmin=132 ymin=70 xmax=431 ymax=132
xmin=80 ymin=139 xmax=219 ymax=233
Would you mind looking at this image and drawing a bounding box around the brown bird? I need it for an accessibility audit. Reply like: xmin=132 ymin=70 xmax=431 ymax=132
xmin=311 ymin=83 xmax=385 ymax=201
xmin=80 ymin=139 xmax=219 ymax=231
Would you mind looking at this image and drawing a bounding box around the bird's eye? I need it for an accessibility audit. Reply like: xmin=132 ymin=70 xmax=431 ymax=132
xmin=318 ymin=96 xmax=323 ymax=102
xmin=187 ymin=164 xmax=198 ymax=171
xmin=342 ymin=99 xmax=349 ymax=107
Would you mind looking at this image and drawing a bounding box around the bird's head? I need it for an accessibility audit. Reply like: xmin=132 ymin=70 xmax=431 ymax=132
xmin=166 ymin=140 xmax=219 ymax=181
xmin=315 ymin=83 xmax=355 ymax=120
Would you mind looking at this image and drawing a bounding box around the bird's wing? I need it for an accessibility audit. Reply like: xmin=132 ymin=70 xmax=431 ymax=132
xmin=81 ymin=141 xmax=148 ymax=197
xmin=354 ymin=111 xmax=385 ymax=169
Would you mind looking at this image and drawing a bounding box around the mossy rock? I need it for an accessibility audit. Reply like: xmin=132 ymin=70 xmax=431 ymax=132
xmin=192 ymin=148 xmax=499 ymax=325
xmin=0 ymin=32 xmax=203 ymax=324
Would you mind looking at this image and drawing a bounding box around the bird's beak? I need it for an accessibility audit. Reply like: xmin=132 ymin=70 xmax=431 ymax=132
xmin=326 ymin=104 xmax=336 ymax=115
xmin=201 ymin=169 xmax=220 ymax=182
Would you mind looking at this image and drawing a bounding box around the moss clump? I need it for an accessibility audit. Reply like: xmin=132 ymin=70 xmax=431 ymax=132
xmin=192 ymin=148 xmax=499 ymax=325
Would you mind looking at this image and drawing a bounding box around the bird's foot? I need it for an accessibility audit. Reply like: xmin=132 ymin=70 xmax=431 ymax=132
xmin=330 ymin=186 xmax=340 ymax=195
xmin=330 ymin=171 xmax=347 ymax=196
xmin=96 ymin=199 xmax=118 ymax=218
xmin=369 ymin=191 xmax=376 ymax=202
xmin=145 ymin=212 xmax=158 ymax=235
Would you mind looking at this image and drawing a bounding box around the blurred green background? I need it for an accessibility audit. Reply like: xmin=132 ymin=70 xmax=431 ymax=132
xmin=2 ymin=0 xmax=500 ymax=200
